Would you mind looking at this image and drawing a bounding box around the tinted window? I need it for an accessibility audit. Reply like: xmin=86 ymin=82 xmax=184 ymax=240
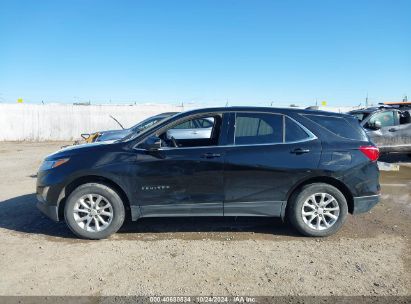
xmin=305 ymin=114 xmax=364 ymax=140
xmin=349 ymin=112 xmax=370 ymax=122
xmin=367 ymin=111 xmax=396 ymax=128
xmin=235 ymin=113 xmax=283 ymax=145
xmin=285 ymin=117 xmax=310 ymax=142
xmin=134 ymin=118 xmax=160 ymax=131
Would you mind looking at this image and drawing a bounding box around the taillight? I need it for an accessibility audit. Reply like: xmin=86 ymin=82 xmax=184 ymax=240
xmin=359 ymin=145 xmax=379 ymax=162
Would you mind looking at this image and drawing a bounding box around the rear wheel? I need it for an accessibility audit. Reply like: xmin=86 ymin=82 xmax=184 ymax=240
xmin=288 ymin=183 xmax=348 ymax=237
xmin=64 ymin=183 xmax=125 ymax=239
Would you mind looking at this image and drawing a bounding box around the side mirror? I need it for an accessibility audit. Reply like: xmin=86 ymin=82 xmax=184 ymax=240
xmin=373 ymin=120 xmax=382 ymax=130
xmin=140 ymin=135 xmax=161 ymax=151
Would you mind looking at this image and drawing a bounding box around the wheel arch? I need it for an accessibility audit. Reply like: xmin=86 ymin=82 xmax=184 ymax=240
xmin=57 ymin=175 xmax=132 ymax=220
xmin=283 ymin=176 xmax=355 ymax=218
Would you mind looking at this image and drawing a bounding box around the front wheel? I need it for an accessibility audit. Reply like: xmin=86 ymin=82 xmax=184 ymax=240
xmin=288 ymin=183 xmax=348 ymax=237
xmin=64 ymin=183 xmax=125 ymax=239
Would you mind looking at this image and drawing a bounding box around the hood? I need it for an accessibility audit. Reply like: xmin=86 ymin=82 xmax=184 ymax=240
xmin=46 ymin=140 xmax=117 ymax=160
xmin=95 ymin=129 xmax=133 ymax=142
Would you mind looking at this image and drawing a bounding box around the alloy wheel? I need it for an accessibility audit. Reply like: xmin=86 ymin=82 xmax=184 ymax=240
xmin=73 ymin=194 xmax=113 ymax=232
xmin=301 ymin=193 xmax=340 ymax=231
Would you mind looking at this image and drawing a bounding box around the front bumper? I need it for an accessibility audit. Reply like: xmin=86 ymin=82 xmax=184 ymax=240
xmin=352 ymin=194 xmax=380 ymax=214
xmin=36 ymin=182 xmax=64 ymax=221
xmin=36 ymin=192 xmax=59 ymax=221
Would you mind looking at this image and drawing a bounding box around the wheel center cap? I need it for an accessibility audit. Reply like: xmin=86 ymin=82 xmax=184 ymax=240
xmin=90 ymin=209 xmax=98 ymax=216
xmin=318 ymin=208 xmax=324 ymax=214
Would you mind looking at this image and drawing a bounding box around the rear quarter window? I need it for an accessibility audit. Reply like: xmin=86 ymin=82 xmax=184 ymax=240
xmin=304 ymin=114 xmax=366 ymax=141
xmin=285 ymin=117 xmax=311 ymax=142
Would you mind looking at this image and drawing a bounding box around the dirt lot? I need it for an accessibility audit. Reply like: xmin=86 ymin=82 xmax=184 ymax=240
xmin=0 ymin=142 xmax=410 ymax=296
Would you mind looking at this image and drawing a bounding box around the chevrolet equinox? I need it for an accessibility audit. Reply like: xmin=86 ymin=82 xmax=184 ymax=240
xmin=36 ymin=107 xmax=380 ymax=239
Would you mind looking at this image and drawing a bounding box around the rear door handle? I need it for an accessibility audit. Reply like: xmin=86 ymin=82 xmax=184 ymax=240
xmin=388 ymin=128 xmax=397 ymax=132
xmin=290 ymin=148 xmax=310 ymax=154
xmin=201 ymin=152 xmax=221 ymax=159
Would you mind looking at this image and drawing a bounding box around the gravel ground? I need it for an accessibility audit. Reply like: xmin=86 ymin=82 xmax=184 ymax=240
xmin=0 ymin=142 xmax=410 ymax=296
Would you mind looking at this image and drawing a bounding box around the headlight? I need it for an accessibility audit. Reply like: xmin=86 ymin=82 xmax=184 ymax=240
xmin=39 ymin=158 xmax=70 ymax=171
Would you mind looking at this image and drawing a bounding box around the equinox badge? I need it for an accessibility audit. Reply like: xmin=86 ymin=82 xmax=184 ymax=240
xmin=141 ymin=185 xmax=171 ymax=191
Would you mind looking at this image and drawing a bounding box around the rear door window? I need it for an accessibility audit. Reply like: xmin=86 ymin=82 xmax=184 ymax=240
xmin=234 ymin=113 xmax=283 ymax=145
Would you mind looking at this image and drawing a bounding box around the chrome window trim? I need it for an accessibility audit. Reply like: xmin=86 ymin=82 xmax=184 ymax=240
xmin=133 ymin=110 xmax=317 ymax=151
xmin=133 ymin=137 xmax=318 ymax=152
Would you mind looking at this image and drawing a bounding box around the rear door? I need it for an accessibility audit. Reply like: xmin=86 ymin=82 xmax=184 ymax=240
xmin=223 ymin=112 xmax=322 ymax=217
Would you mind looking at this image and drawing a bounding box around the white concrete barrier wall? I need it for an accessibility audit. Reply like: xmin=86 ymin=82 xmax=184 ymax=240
xmin=0 ymin=103 xmax=359 ymax=141
xmin=0 ymin=104 xmax=188 ymax=141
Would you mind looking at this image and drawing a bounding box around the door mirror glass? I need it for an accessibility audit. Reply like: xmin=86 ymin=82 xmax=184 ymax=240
xmin=140 ymin=135 xmax=162 ymax=151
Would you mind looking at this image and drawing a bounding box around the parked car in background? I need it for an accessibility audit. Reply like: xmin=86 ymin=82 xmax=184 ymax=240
xmin=83 ymin=112 xmax=177 ymax=143
xmin=166 ymin=117 xmax=214 ymax=140
xmin=348 ymin=106 xmax=411 ymax=153
xmin=81 ymin=113 xmax=214 ymax=144
xmin=37 ymin=107 xmax=380 ymax=239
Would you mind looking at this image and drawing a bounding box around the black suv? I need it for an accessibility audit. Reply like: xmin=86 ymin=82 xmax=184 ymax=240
xmin=36 ymin=107 xmax=380 ymax=239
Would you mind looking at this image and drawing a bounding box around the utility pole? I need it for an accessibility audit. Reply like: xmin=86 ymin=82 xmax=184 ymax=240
xmin=365 ymin=93 xmax=369 ymax=108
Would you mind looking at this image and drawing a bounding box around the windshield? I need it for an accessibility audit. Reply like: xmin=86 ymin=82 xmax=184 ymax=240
xmin=118 ymin=113 xmax=180 ymax=142
xmin=131 ymin=117 xmax=164 ymax=133
xmin=349 ymin=111 xmax=370 ymax=122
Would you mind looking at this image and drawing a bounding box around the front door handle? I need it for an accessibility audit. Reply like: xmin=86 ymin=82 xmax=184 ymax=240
xmin=290 ymin=148 xmax=310 ymax=154
xmin=201 ymin=152 xmax=221 ymax=159
xmin=388 ymin=128 xmax=397 ymax=132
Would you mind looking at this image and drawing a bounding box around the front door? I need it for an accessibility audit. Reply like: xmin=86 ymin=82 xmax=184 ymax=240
xmin=134 ymin=113 xmax=227 ymax=217
xmin=223 ymin=112 xmax=322 ymax=217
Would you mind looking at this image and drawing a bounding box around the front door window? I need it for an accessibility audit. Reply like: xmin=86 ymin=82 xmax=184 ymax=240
xmin=366 ymin=111 xmax=397 ymax=129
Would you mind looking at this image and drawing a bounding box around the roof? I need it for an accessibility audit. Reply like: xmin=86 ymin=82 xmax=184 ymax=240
xmin=179 ymin=106 xmax=353 ymax=118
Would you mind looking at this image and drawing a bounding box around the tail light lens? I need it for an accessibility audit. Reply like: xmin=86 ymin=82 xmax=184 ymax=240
xmin=359 ymin=145 xmax=379 ymax=162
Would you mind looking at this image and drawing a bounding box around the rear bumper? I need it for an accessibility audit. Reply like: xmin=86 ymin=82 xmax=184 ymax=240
xmin=352 ymin=194 xmax=380 ymax=214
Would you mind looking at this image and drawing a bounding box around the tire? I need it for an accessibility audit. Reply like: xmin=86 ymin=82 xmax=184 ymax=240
xmin=64 ymin=183 xmax=125 ymax=239
xmin=288 ymin=183 xmax=348 ymax=237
